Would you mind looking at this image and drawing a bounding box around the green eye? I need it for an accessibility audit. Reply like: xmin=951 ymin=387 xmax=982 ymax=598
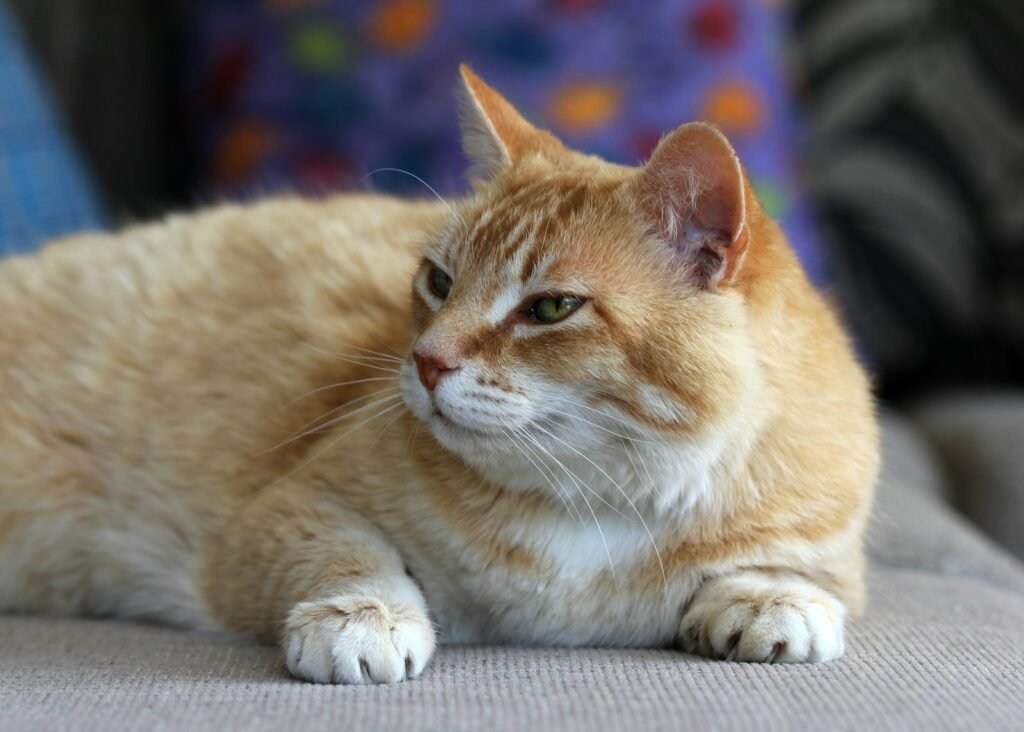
xmin=428 ymin=266 xmax=453 ymax=299
xmin=527 ymin=296 xmax=586 ymax=324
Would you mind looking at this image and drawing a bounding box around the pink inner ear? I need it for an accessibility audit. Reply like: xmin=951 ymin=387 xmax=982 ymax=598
xmin=637 ymin=123 xmax=749 ymax=288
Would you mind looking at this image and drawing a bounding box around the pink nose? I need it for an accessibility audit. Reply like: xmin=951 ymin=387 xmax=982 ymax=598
xmin=413 ymin=349 xmax=460 ymax=391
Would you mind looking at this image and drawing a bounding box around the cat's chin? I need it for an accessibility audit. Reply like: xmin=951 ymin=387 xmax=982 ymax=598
xmin=421 ymin=412 xmax=549 ymax=486
xmin=429 ymin=410 xmax=503 ymax=441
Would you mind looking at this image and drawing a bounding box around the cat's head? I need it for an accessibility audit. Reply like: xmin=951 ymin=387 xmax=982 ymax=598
xmin=400 ymin=66 xmax=775 ymax=515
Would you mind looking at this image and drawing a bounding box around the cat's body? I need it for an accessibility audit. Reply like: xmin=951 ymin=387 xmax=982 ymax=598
xmin=0 ymin=69 xmax=877 ymax=683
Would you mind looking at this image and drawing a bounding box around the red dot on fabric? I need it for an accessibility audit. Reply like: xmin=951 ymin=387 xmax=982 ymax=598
xmin=554 ymin=0 xmax=599 ymax=11
xmin=293 ymin=153 xmax=352 ymax=190
xmin=206 ymin=44 xmax=252 ymax=111
xmin=690 ymin=2 xmax=739 ymax=51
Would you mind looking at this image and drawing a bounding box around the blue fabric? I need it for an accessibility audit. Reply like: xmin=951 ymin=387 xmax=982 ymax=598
xmin=0 ymin=2 xmax=103 ymax=257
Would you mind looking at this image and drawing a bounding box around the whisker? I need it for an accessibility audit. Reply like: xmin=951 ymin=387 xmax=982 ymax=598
xmin=518 ymin=429 xmax=629 ymax=520
xmin=544 ymin=405 xmax=654 ymax=445
xmin=361 ymin=168 xmax=455 ymax=215
xmin=531 ymin=422 xmax=668 ymax=599
xmin=503 ymin=426 xmax=581 ymax=524
xmin=517 ymin=427 xmax=626 ymax=594
xmin=552 ymin=395 xmax=649 ymax=434
xmin=268 ymin=388 xmax=399 ymax=451
xmin=370 ymin=407 xmax=406 ymax=448
xmin=256 ymin=392 xmax=403 ymax=456
xmin=513 ymin=428 xmax=584 ymax=524
xmin=238 ymin=400 xmax=407 ymax=510
xmin=406 ymin=419 xmax=423 ymax=458
xmin=280 ymin=325 xmax=403 ymax=373
xmin=345 ymin=349 xmax=403 ymax=363
xmin=522 ymin=433 xmax=616 ymax=582
xmin=275 ymin=377 xmax=401 ymax=413
xmin=625 ymin=439 xmax=666 ymax=504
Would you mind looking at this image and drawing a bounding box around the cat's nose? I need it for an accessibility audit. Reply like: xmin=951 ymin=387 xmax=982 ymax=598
xmin=413 ymin=349 xmax=460 ymax=391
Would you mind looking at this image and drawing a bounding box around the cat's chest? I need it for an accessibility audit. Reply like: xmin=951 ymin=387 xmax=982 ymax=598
xmin=400 ymin=514 xmax=698 ymax=647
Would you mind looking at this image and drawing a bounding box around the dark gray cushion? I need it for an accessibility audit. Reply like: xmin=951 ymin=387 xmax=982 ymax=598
xmin=913 ymin=393 xmax=1024 ymax=562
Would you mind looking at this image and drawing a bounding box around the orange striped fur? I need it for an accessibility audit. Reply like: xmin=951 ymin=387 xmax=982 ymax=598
xmin=0 ymin=67 xmax=876 ymax=682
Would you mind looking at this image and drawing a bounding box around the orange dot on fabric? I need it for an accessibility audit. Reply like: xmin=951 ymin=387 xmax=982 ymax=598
xmin=548 ymin=82 xmax=623 ymax=135
xmin=214 ymin=121 xmax=275 ymax=186
xmin=369 ymin=0 xmax=438 ymax=52
xmin=701 ymin=81 xmax=763 ymax=134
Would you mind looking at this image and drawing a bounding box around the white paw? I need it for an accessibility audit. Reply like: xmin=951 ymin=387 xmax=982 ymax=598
xmin=284 ymin=595 xmax=436 ymax=684
xmin=678 ymin=572 xmax=846 ymax=664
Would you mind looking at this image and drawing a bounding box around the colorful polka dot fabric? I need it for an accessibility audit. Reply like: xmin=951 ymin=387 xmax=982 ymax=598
xmin=187 ymin=0 xmax=824 ymax=282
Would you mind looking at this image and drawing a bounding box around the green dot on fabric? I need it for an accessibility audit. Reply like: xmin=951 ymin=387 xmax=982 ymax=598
xmin=290 ymin=22 xmax=351 ymax=73
xmin=753 ymin=179 xmax=788 ymax=218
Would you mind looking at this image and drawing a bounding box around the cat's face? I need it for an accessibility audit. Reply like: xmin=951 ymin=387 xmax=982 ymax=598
xmin=400 ymin=68 xmax=764 ymax=515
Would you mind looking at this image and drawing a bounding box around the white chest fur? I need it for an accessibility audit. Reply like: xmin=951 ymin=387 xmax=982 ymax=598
xmin=400 ymin=510 xmax=700 ymax=648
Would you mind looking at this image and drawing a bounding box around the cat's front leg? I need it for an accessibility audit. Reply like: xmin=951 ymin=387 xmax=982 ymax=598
xmin=203 ymin=482 xmax=435 ymax=685
xmin=677 ymin=569 xmax=845 ymax=664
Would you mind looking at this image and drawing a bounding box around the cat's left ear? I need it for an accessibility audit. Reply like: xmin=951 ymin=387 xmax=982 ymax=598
xmin=632 ymin=123 xmax=750 ymax=289
xmin=457 ymin=64 xmax=565 ymax=182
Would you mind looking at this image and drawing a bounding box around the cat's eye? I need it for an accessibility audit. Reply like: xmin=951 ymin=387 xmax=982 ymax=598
xmin=428 ymin=266 xmax=453 ymax=299
xmin=526 ymin=296 xmax=586 ymax=324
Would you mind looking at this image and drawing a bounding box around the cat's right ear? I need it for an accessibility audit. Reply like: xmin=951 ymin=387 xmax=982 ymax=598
xmin=457 ymin=64 xmax=564 ymax=182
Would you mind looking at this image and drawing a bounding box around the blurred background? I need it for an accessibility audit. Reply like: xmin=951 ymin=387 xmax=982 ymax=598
xmin=0 ymin=2 xmax=1022 ymax=407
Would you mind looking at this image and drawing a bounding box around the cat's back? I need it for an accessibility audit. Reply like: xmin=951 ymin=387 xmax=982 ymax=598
xmin=1 ymin=193 xmax=439 ymax=343
xmin=0 ymin=193 xmax=443 ymax=486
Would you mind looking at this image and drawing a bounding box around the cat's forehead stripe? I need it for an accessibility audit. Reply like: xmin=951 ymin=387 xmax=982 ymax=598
xmin=463 ymin=177 xmax=594 ymax=280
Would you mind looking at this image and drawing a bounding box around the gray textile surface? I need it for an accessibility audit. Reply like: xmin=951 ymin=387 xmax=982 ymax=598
xmin=913 ymin=393 xmax=1024 ymax=562
xmin=3 ymin=415 xmax=1024 ymax=731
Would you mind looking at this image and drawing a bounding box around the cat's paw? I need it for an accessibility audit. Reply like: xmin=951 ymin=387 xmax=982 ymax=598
xmin=678 ymin=571 xmax=846 ymax=664
xmin=284 ymin=595 xmax=436 ymax=684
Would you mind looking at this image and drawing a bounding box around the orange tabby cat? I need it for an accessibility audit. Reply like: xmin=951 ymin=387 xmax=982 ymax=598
xmin=0 ymin=67 xmax=877 ymax=683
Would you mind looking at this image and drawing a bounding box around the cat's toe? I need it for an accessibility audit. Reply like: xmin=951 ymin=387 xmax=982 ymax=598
xmin=678 ymin=572 xmax=846 ymax=664
xmin=284 ymin=595 xmax=435 ymax=684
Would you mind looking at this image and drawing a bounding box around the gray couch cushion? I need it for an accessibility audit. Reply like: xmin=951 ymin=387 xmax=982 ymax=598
xmin=3 ymin=414 xmax=1024 ymax=731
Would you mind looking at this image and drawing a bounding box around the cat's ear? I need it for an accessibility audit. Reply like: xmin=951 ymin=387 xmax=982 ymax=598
xmin=457 ymin=64 xmax=564 ymax=182
xmin=632 ymin=123 xmax=750 ymax=289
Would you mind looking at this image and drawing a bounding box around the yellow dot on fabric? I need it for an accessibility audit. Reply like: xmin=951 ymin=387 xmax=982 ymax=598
xmin=548 ymin=82 xmax=623 ymax=135
xmin=369 ymin=0 xmax=438 ymax=52
xmin=290 ymin=22 xmax=351 ymax=73
xmin=701 ymin=81 xmax=763 ymax=134
xmin=214 ymin=121 xmax=275 ymax=185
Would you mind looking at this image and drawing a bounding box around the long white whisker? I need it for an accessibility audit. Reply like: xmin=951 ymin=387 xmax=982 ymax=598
xmin=406 ymin=419 xmax=422 ymax=458
xmin=518 ymin=428 xmax=629 ymax=520
xmin=361 ymin=168 xmax=455 ymax=215
xmin=552 ymin=395 xmax=648 ymax=433
xmin=521 ymin=432 xmax=616 ymax=582
xmin=240 ymin=400 xmax=406 ymax=509
xmin=531 ymin=422 xmax=668 ymax=598
xmin=503 ymin=427 xmax=581 ymax=524
xmin=276 ymin=377 xmax=400 ymax=413
xmin=370 ymin=407 xmax=405 ymax=448
xmin=513 ymin=428 xmax=584 ymax=524
xmin=544 ymin=405 xmax=654 ymax=445
xmin=334 ymin=343 xmax=404 ymax=362
xmin=625 ymin=438 xmax=665 ymax=504
xmin=268 ymin=388 xmax=399 ymax=451
xmin=256 ymin=392 xmax=403 ymax=456
xmin=280 ymin=325 xmax=403 ymax=373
